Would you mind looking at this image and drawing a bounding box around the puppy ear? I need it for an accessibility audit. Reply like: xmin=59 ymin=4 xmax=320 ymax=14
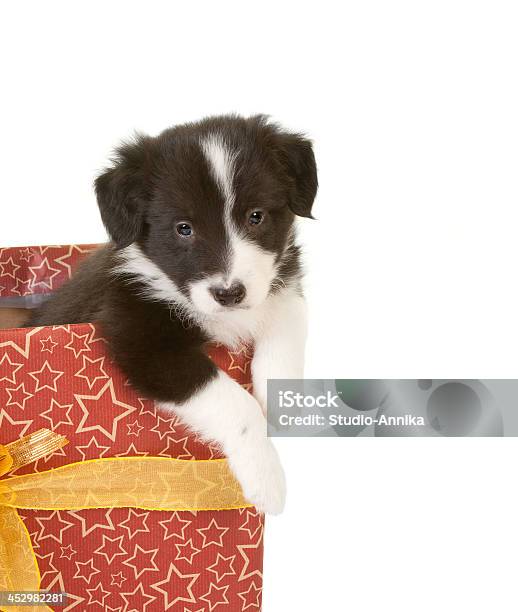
xmin=275 ymin=131 xmax=318 ymax=218
xmin=95 ymin=135 xmax=154 ymax=248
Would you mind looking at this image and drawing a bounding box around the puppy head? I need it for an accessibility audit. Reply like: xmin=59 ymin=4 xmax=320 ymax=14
xmin=96 ymin=115 xmax=318 ymax=315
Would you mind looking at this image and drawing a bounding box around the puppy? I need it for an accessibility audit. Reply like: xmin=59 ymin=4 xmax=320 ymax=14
xmin=28 ymin=114 xmax=317 ymax=514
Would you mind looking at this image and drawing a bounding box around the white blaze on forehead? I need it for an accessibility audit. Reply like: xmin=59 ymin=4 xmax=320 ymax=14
xmin=200 ymin=134 xmax=237 ymax=217
xmin=200 ymin=132 xmax=241 ymax=280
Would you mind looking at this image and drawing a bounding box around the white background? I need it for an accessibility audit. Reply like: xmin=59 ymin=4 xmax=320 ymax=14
xmin=2 ymin=1 xmax=518 ymax=610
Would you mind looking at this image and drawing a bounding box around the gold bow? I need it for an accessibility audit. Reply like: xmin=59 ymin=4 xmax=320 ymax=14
xmin=0 ymin=429 xmax=251 ymax=612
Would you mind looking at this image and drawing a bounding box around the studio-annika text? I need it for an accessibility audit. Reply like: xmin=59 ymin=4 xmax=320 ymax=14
xmin=278 ymin=414 xmax=426 ymax=427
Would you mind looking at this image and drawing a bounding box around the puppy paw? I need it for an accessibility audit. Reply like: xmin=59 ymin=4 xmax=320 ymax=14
xmin=228 ymin=439 xmax=286 ymax=515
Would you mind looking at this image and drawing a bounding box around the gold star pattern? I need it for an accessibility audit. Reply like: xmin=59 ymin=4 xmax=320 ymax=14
xmin=138 ymin=397 xmax=157 ymax=417
xmin=207 ymin=553 xmax=237 ymax=583
xmin=120 ymin=583 xmax=156 ymax=612
xmin=153 ymin=462 xmax=199 ymax=509
xmin=12 ymin=278 xmax=32 ymax=296
xmin=149 ymin=414 xmax=177 ymax=440
xmin=238 ymin=581 xmax=262 ymax=610
xmin=237 ymin=538 xmax=264 ymax=583
xmin=0 ymin=256 xmax=21 ymax=279
xmin=227 ymin=345 xmax=251 ymax=375
xmin=114 ymin=442 xmax=148 ymax=457
xmin=64 ymin=330 xmax=91 ymax=358
xmin=150 ymin=562 xmax=199 ymax=610
xmin=126 ymin=419 xmax=144 ymax=436
xmin=200 ymin=583 xmax=230 ymax=611
xmin=59 ymin=544 xmax=76 ymax=560
xmin=76 ymin=436 xmax=111 ymax=461
xmin=126 ymin=475 xmax=161 ymax=508
xmin=28 ymin=257 xmax=61 ymax=290
xmin=197 ymin=518 xmax=230 ymax=548
xmin=87 ymin=323 xmax=109 ymax=346
xmin=120 ymin=509 xmax=150 ymax=540
xmin=5 ymin=382 xmax=34 ymax=410
xmin=122 ymin=544 xmax=160 ymax=580
xmin=175 ymin=538 xmax=201 ymax=564
xmin=86 ymin=582 xmax=110 ymax=607
xmin=54 ymin=244 xmax=95 ymax=276
xmin=18 ymin=247 xmax=34 ymax=262
xmin=38 ymin=246 xmax=56 ymax=254
xmin=0 ymin=326 xmax=38 ymax=358
xmin=40 ymin=398 xmax=74 ymax=429
xmin=158 ymin=512 xmax=191 ymax=541
xmin=0 ymin=353 xmax=23 ymax=384
xmin=52 ymin=324 xmax=71 ymax=332
xmin=239 ymin=509 xmax=263 ymax=540
xmin=34 ymin=469 xmax=77 ymax=504
xmin=74 ymin=354 xmax=109 ymax=389
xmin=213 ymin=471 xmax=244 ymax=509
xmin=73 ymin=558 xmax=101 ymax=584
xmin=28 ymin=361 xmax=64 ymax=393
xmin=35 ymin=551 xmax=59 ymax=583
xmin=0 ymin=409 xmax=32 ymax=440
xmin=68 ymin=508 xmax=116 ymax=537
xmin=40 ymin=336 xmax=58 ymax=353
xmin=93 ymin=534 xmax=127 ymax=564
xmin=158 ymin=435 xmax=193 ymax=459
xmin=44 ymin=572 xmax=85 ymax=610
xmin=111 ymin=571 xmax=127 ymax=588
xmin=190 ymin=461 xmax=224 ymax=508
xmin=35 ymin=511 xmax=74 ymax=544
xmin=75 ymin=379 xmax=136 ymax=441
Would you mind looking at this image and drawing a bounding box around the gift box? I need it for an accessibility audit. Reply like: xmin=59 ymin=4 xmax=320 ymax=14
xmin=0 ymin=245 xmax=264 ymax=611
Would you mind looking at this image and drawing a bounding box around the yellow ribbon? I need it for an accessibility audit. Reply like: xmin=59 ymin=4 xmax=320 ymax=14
xmin=0 ymin=429 xmax=251 ymax=612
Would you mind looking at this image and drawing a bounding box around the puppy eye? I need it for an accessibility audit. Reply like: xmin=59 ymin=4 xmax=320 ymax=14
xmin=176 ymin=222 xmax=193 ymax=237
xmin=248 ymin=211 xmax=264 ymax=226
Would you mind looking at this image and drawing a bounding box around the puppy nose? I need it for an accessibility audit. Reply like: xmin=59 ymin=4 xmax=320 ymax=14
xmin=210 ymin=282 xmax=246 ymax=306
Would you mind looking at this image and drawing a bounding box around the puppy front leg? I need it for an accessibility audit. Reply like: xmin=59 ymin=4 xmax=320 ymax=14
xmin=112 ymin=341 xmax=286 ymax=514
xmin=253 ymin=288 xmax=308 ymax=415
xmin=161 ymin=370 xmax=286 ymax=515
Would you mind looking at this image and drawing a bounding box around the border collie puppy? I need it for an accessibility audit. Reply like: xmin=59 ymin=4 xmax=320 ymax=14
xmin=28 ymin=114 xmax=317 ymax=514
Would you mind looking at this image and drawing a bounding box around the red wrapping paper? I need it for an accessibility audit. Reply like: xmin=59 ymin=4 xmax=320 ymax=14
xmin=0 ymin=245 xmax=263 ymax=611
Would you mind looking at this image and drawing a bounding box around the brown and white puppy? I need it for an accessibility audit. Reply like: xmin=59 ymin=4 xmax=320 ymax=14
xmin=28 ymin=114 xmax=318 ymax=514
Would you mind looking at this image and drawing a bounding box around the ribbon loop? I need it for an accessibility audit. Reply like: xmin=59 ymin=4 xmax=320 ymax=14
xmin=0 ymin=446 xmax=13 ymax=478
xmin=4 ymin=429 xmax=68 ymax=473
